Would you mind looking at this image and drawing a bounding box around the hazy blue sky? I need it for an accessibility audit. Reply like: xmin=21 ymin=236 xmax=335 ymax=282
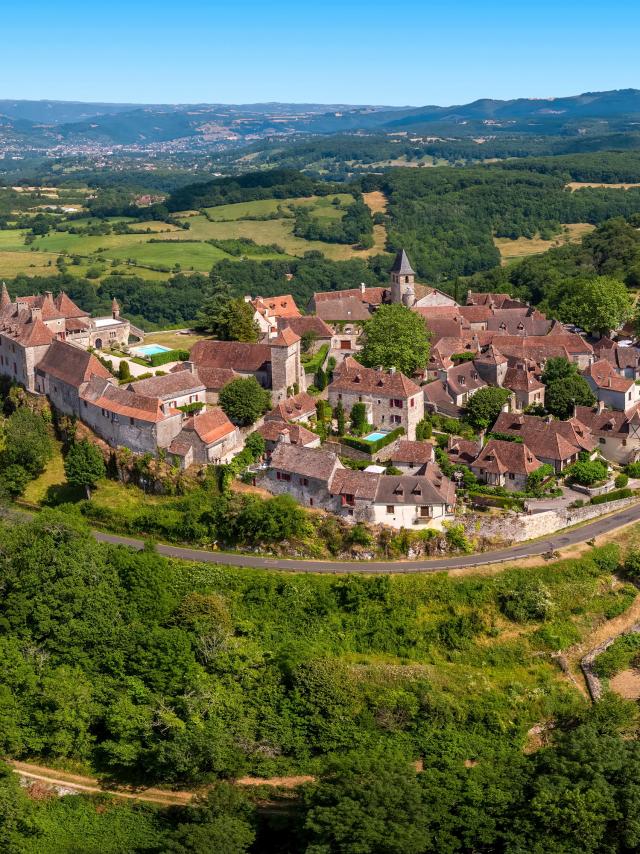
xmin=3 ymin=0 xmax=639 ymax=105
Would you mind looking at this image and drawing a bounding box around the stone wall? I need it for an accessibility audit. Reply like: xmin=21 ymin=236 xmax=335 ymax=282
xmin=461 ymin=496 xmax=639 ymax=545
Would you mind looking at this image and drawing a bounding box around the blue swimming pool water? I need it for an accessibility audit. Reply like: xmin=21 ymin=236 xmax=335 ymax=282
xmin=136 ymin=344 xmax=172 ymax=357
xmin=362 ymin=430 xmax=389 ymax=442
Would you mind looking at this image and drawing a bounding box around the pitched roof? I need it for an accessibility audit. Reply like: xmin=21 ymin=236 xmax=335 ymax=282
xmin=329 ymin=469 xmax=381 ymax=500
xmin=182 ymin=408 xmax=236 ymax=444
xmin=278 ymin=315 xmax=334 ymax=340
xmin=36 ymin=339 xmax=112 ymax=387
xmin=390 ymin=249 xmax=415 ymax=276
xmin=445 ymin=361 xmax=487 ymax=395
xmin=472 ymin=438 xmax=542 ymax=476
xmin=315 ymin=296 xmax=372 ymax=322
xmin=252 ymin=294 xmax=300 ymax=319
xmin=391 ymin=439 xmax=435 ymax=465
xmin=313 ymin=286 xmax=386 ymax=306
xmin=270 ymin=443 xmax=341 ymax=481
xmin=81 ymin=377 xmax=176 ymax=423
xmin=54 ymin=291 xmax=89 ymax=319
xmin=270 ymin=327 xmax=300 ymax=347
xmin=423 ymin=379 xmax=456 ymax=408
xmin=189 ymin=340 xmax=271 ymax=371
xmin=583 ymin=359 xmax=634 ymax=392
xmin=373 ymin=469 xmax=456 ymax=507
xmin=329 ymin=359 xmax=420 ymax=398
xmin=0 ymin=315 xmax=55 ymax=347
xmin=503 ymin=363 xmax=545 ymax=392
xmin=257 ymin=420 xmax=318 ymax=447
xmin=492 ymin=412 xmax=595 ymax=460
xmin=265 ymin=391 xmax=317 ymax=422
xmin=129 ymin=371 xmax=206 ymax=399
xmin=446 ymin=435 xmax=479 ymax=466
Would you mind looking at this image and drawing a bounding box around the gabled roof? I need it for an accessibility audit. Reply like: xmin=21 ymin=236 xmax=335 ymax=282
xmin=503 ymin=363 xmax=545 ymax=393
xmin=445 ymin=360 xmax=487 ymax=396
xmin=81 ymin=377 xmax=177 ymax=423
xmin=390 ymin=249 xmax=415 ymax=276
xmin=446 ymin=435 xmax=479 ymax=466
xmin=183 ymin=408 xmax=236 ymax=445
xmin=270 ymin=327 xmax=300 ymax=347
xmin=270 ymin=443 xmax=341 ymax=481
xmin=278 ymin=315 xmax=333 ymax=340
xmin=315 ymin=296 xmax=372 ymax=322
xmin=128 ymin=371 xmax=206 ymax=399
xmin=391 ymin=439 xmax=435 ymax=465
xmin=583 ymin=359 xmax=634 ymax=392
xmin=330 ymin=469 xmax=380 ymax=500
xmin=36 ymin=339 xmax=112 ymax=387
xmin=492 ymin=412 xmax=596 ymax=461
xmin=1 ymin=315 xmax=54 ymax=347
xmin=252 ymin=294 xmax=300 ymax=319
xmin=257 ymin=420 xmax=318 ymax=447
xmin=373 ymin=469 xmax=456 ymax=507
xmin=54 ymin=291 xmax=89 ymax=319
xmin=265 ymin=391 xmax=317 ymax=422
xmin=472 ymin=438 xmax=542 ymax=476
xmin=329 ymin=358 xmax=421 ymax=397
xmin=189 ymin=340 xmax=271 ymax=371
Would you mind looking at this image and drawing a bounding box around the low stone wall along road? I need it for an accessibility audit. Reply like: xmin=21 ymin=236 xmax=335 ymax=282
xmin=90 ymin=500 xmax=640 ymax=574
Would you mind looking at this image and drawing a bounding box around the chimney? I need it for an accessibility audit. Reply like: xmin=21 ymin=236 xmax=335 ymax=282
xmin=360 ymin=282 xmax=366 ymax=294
xmin=244 ymin=295 xmax=252 ymax=303
xmin=597 ymin=400 xmax=606 ymax=413
xmin=277 ymin=428 xmax=291 ymax=445
xmin=389 ymin=367 xmax=396 ymax=375
xmin=44 ymin=290 xmax=53 ymax=300
xmin=30 ymin=307 xmax=42 ymax=322
xmin=477 ymin=429 xmax=486 ymax=454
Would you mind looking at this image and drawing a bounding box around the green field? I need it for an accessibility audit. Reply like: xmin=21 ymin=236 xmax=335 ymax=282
xmin=201 ymin=193 xmax=353 ymax=221
xmin=107 ymin=239 xmax=231 ymax=270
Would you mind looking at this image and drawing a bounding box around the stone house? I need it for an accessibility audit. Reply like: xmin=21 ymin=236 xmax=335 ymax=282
xmin=574 ymin=403 xmax=640 ymax=465
xmin=268 ymin=443 xmax=343 ymax=509
xmin=169 ymin=408 xmax=240 ymax=466
xmin=364 ymin=469 xmax=456 ymax=530
xmin=171 ymin=362 xmax=237 ymax=405
xmin=386 ymin=439 xmax=435 ymax=474
xmin=128 ymin=370 xmax=206 ymax=410
xmin=327 ymin=357 xmax=424 ymax=440
xmin=492 ymin=412 xmax=596 ymax=473
xmin=265 ymin=390 xmax=317 ymax=424
xmin=470 ymin=438 xmax=543 ymax=491
xmin=248 ymin=294 xmax=300 ymax=337
xmin=582 ymin=359 xmax=640 ymax=412
xmin=277 ymin=315 xmax=333 ymax=354
xmin=34 ymin=339 xmax=114 ymax=415
xmin=503 ymin=362 xmax=545 ymax=411
xmin=257 ymin=420 xmax=320 ymax=458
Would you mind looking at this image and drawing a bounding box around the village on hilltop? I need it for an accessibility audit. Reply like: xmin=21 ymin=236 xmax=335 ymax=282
xmin=2 ymin=248 xmax=640 ymax=537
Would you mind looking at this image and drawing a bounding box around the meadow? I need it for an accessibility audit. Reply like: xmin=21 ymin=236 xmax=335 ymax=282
xmin=494 ymin=222 xmax=596 ymax=263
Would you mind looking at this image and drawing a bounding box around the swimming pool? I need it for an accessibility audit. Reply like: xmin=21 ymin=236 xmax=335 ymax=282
xmin=134 ymin=344 xmax=172 ymax=357
xmin=362 ymin=430 xmax=390 ymax=443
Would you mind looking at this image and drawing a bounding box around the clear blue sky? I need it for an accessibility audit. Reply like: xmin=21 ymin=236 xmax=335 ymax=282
xmin=3 ymin=0 xmax=639 ymax=106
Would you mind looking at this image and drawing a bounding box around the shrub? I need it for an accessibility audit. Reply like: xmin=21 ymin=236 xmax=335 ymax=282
xmin=591 ymin=488 xmax=633 ymax=505
xmin=219 ymin=377 xmax=271 ymax=426
xmin=147 ymin=349 xmax=189 ymax=367
xmin=624 ymin=462 xmax=640 ymax=478
xmin=594 ymin=633 xmax=640 ymax=678
xmin=342 ymin=427 xmax=404 ymax=455
xmin=567 ymin=459 xmax=608 ymax=486
xmin=498 ymin=578 xmax=553 ymax=623
xmin=615 ymin=473 xmax=629 ymax=489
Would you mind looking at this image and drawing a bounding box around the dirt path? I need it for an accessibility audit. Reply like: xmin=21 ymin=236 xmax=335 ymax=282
xmin=7 ymin=760 xmax=315 ymax=805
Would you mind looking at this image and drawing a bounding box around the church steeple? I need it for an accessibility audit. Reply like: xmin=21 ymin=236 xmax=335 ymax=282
xmin=390 ymin=249 xmax=416 ymax=306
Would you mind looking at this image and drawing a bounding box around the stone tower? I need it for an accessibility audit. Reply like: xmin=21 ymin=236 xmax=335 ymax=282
xmin=390 ymin=249 xmax=416 ymax=307
xmin=269 ymin=327 xmax=306 ymax=403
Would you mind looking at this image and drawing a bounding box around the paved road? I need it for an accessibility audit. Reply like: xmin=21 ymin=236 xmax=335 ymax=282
xmin=92 ymin=501 xmax=640 ymax=574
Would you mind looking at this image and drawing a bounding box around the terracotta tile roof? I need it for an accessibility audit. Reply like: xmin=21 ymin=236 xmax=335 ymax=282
xmin=278 ymin=315 xmax=333 ymax=339
xmin=391 ymin=439 xmax=435 ymax=464
xmin=466 ymin=292 xmax=527 ymax=309
xmin=492 ymin=334 xmax=593 ymax=359
xmin=330 ymin=469 xmax=381 ymax=500
xmin=503 ymin=363 xmax=545 ymax=392
xmin=168 ymin=441 xmax=192 ymax=457
xmin=189 ymin=340 xmax=271 ymax=371
xmin=583 ymin=359 xmax=634 ymax=392
xmin=265 ymin=391 xmax=316 ymax=422
xmin=313 ymin=286 xmax=386 ymax=306
xmin=486 ymin=315 xmax=552 ymax=336
xmin=573 ymin=405 xmax=631 ymax=437
xmin=459 ymin=305 xmax=493 ymax=323
xmin=183 ymin=408 xmax=236 ymax=444
xmin=54 ymin=291 xmax=89 ymax=319
xmin=270 ymin=327 xmax=300 ymax=347
xmin=0 ymin=315 xmax=54 ymax=347
xmin=492 ymin=412 xmax=595 ymax=461
xmin=445 ymin=361 xmax=487 ymax=395
xmin=270 ymin=443 xmax=341 ymax=481
xmin=315 ymin=297 xmax=372 ymax=322
xmin=81 ymin=377 xmax=177 ymax=423
xmin=420 ymin=316 xmax=471 ymax=343
xmin=472 ymin=438 xmax=542 ymax=476
xmin=252 ymin=294 xmax=300 ymax=319
xmin=329 ymin=358 xmax=421 ymax=398
xmin=257 ymin=420 xmax=318 ymax=446
xmin=475 ymin=344 xmax=508 ymax=366
xmin=446 ymin=435 xmax=479 ymax=466
xmin=36 ymin=339 xmax=113 ymax=387
xmin=423 ymin=379 xmax=455 ymax=407
xmin=129 ymin=372 xmax=206 ymax=399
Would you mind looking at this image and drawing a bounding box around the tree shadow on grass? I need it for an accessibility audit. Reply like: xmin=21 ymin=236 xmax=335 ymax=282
xmin=43 ymin=482 xmax=85 ymax=506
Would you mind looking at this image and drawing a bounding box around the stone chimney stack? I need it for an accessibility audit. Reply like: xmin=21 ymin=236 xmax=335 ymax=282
xmin=277 ymin=428 xmax=291 ymax=445
xmin=30 ymin=306 xmax=42 ymax=322
xmin=111 ymin=298 xmax=121 ymax=320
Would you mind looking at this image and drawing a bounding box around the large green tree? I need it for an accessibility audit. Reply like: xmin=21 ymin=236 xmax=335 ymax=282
xmin=545 ymin=374 xmax=596 ymax=419
xmin=360 ymin=305 xmax=430 ymax=377
xmin=559 ymin=275 xmax=633 ymax=336
xmin=464 ymin=387 xmax=512 ymax=430
xmin=64 ymin=439 xmax=106 ymax=498
xmin=219 ymin=377 xmax=271 ymax=426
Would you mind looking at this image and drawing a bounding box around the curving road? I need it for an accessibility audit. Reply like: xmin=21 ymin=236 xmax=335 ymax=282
xmin=91 ymin=501 xmax=640 ymax=574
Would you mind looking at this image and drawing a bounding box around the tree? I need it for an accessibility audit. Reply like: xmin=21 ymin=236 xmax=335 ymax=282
xmin=219 ymin=377 xmax=271 ymax=426
xmin=567 ymin=458 xmax=608 ymax=486
xmin=0 ymin=465 xmax=30 ymax=498
xmin=545 ymin=375 xmax=595 ymax=419
xmin=244 ymin=431 xmax=266 ymax=461
xmin=335 ymin=400 xmax=346 ymax=436
xmin=350 ymin=402 xmax=368 ymax=436
xmin=560 ymin=275 xmax=633 ymax=336
xmin=302 ymin=751 xmax=427 ymax=854
xmin=118 ymin=360 xmax=131 ymax=381
xmin=196 ymin=279 xmax=259 ymax=342
xmin=360 ymin=305 xmax=430 ymax=377
xmin=1 ymin=408 xmax=53 ymax=477
xmin=301 ymin=330 xmax=317 ymax=354
xmin=0 ymin=762 xmax=39 ymax=853
xmin=165 ymin=784 xmax=255 ymax=854
xmin=464 ymin=387 xmax=511 ymax=431
xmin=314 ymin=366 xmax=327 ymax=391
xmin=64 ymin=440 xmax=106 ymax=498
xmin=541 ymin=356 xmax=577 ymax=386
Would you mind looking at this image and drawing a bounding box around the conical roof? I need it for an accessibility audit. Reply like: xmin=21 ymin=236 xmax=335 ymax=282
xmin=390 ymin=249 xmax=415 ymax=276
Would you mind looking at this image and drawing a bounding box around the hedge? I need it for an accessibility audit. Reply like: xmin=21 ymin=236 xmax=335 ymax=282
xmin=301 ymin=344 xmax=329 ymax=374
xmin=147 ymin=348 xmax=189 ymax=367
xmin=590 ymin=488 xmax=634 ymax=505
xmin=468 ymin=492 xmax=524 ymax=511
xmin=341 ymin=427 xmax=405 ymax=455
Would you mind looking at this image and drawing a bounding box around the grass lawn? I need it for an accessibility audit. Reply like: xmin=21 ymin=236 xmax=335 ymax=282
xmin=22 ymin=442 xmax=80 ymax=506
xmin=143 ymin=329 xmax=209 ymax=350
xmin=201 ymin=194 xmax=353 ymax=222
xmin=0 ymin=228 xmax=29 ymax=250
xmin=0 ymin=250 xmax=62 ymax=278
xmin=107 ymin=240 xmax=231 ymax=270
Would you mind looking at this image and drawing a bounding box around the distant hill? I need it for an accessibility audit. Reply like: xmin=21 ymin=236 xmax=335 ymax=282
xmin=1 ymin=90 xmax=640 ymax=148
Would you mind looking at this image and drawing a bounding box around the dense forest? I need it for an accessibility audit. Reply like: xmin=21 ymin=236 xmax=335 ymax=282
xmin=1 ymin=512 xmax=640 ymax=852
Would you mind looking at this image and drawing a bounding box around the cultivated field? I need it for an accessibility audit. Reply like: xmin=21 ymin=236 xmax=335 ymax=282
xmin=494 ymin=223 xmax=595 ymax=263
xmin=568 ymin=181 xmax=640 ymax=191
